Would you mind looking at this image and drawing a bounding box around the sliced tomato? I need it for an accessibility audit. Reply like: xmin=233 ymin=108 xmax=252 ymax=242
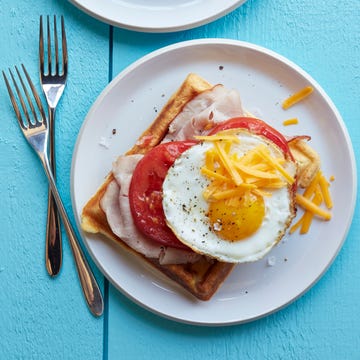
xmin=129 ymin=141 xmax=197 ymax=249
xmin=208 ymin=117 xmax=293 ymax=159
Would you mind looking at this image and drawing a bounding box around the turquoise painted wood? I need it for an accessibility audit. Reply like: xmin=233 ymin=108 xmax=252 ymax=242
xmin=0 ymin=0 xmax=108 ymax=358
xmin=1 ymin=0 xmax=359 ymax=359
xmin=108 ymin=0 xmax=360 ymax=359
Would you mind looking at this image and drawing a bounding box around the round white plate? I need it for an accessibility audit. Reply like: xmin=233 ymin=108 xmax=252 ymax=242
xmin=71 ymin=39 xmax=356 ymax=326
xmin=68 ymin=0 xmax=247 ymax=33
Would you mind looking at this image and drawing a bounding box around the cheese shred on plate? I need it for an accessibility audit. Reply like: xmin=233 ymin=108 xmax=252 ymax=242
xmin=282 ymin=86 xmax=314 ymax=110
xmin=290 ymin=170 xmax=333 ymax=234
xmin=283 ymin=118 xmax=299 ymax=126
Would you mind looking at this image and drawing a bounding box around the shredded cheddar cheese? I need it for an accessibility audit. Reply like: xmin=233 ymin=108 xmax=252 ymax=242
xmin=318 ymin=174 xmax=333 ymax=209
xmin=303 ymin=170 xmax=321 ymax=198
xmin=290 ymin=170 xmax=333 ymax=234
xmin=295 ymin=193 xmax=332 ymax=220
xmin=255 ymin=145 xmax=295 ymax=185
xmin=299 ymin=190 xmax=323 ymax=234
xmin=213 ymin=141 xmax=243 ymax=186
xmin=195 ymin=131 xmax=294 ymax=203
xmin=200 ymin=167 xmax=229 ymax=182
xmin=195 ymin=134 xmax=241 ymax=143
xmin=282 ymin=86 xmax=314 ymax=110
xmin=234 ymin=163 xmax=282 ymax=180
xmin=282 ymin=118 xmax=299 ymax=126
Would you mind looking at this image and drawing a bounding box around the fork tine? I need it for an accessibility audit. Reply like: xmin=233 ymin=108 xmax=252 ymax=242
xmin=39 ymin=15 xmax=45 ymax=76
xmin=53 ymin=15 xmax=59 ymax=75
xmin=15 ymin=66 xmax=41 ymax=128
xmin=21 ymin=64 xmax=47 ymax=127
xmin=61 ymin=16 xmax=68 ymax=76
xmin=2 ymin=70 xmax=27 ymax=130
xmin=47 ymin=15 xmax=52 ymax=76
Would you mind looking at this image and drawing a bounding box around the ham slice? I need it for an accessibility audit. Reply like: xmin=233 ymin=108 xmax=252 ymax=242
xmin=101 ymin=154 xmax=201 ymax=264
xmin=100 ymin=182 xmax=162 ymax=259
xmin=159 ymin=247 xmax=202 ymax=265
xmin=163 ymin=84 xmax=244 ymax=142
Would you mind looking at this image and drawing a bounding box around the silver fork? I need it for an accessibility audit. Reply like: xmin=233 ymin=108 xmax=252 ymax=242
xmin=39 ymin=15 xmax=68 ymax=277
xmin=3 ymin=65 xmax=104 ymax=317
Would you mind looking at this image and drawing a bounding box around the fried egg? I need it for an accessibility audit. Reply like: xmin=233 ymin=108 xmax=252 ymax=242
xmin=162 ymin=130 xmax=296 ymax=263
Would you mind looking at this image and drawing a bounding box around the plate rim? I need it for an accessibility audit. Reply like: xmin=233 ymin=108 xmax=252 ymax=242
xmin=68 ymin=0 xmax=248 ymax=33
xmin=71 ymin=38 xmax=357 ymax=326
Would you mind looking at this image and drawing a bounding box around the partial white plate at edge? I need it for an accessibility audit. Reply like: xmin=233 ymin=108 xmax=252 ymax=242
xmin=68 ymin=0 xmax=247 ymax=32
xmin=71 ymin=39 xmax=357 ymax=325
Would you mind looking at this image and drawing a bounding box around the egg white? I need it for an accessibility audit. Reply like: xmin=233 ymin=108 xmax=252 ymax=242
xmin=162 ymin=131 xmax=296 ymax=263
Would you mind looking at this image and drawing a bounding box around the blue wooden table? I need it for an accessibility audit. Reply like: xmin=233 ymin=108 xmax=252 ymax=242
xmin=1 ymin=0 xmax=359 ymax=359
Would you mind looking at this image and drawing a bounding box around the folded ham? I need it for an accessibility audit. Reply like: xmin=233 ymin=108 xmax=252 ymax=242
xmin=163 ymin=84 xmax=244 ymax=142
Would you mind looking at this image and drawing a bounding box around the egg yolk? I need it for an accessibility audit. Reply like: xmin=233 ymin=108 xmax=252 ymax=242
xmin=207 ymin=192 xmax=265 ymax=241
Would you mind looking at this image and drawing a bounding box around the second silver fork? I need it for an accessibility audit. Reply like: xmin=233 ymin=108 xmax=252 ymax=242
xmin=39 ymin=15 xmax=68 ymax=276
xmin=3 ymin=65 xmax=103 ymax=317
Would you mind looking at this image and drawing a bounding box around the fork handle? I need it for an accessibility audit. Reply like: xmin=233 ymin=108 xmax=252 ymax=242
xmin=46 ymin=107 xmax=62 ymax=276
xmin=46 ymin=192 xmax=62 ymax=276
xmin=41 ymin=154 xmax=104 ymax=317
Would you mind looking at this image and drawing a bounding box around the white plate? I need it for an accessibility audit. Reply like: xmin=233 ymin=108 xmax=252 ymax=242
xmin=68 ymin=0 xmax=247 ymax=33
xmin=71 ymin=39 xmax=356 ymax=325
